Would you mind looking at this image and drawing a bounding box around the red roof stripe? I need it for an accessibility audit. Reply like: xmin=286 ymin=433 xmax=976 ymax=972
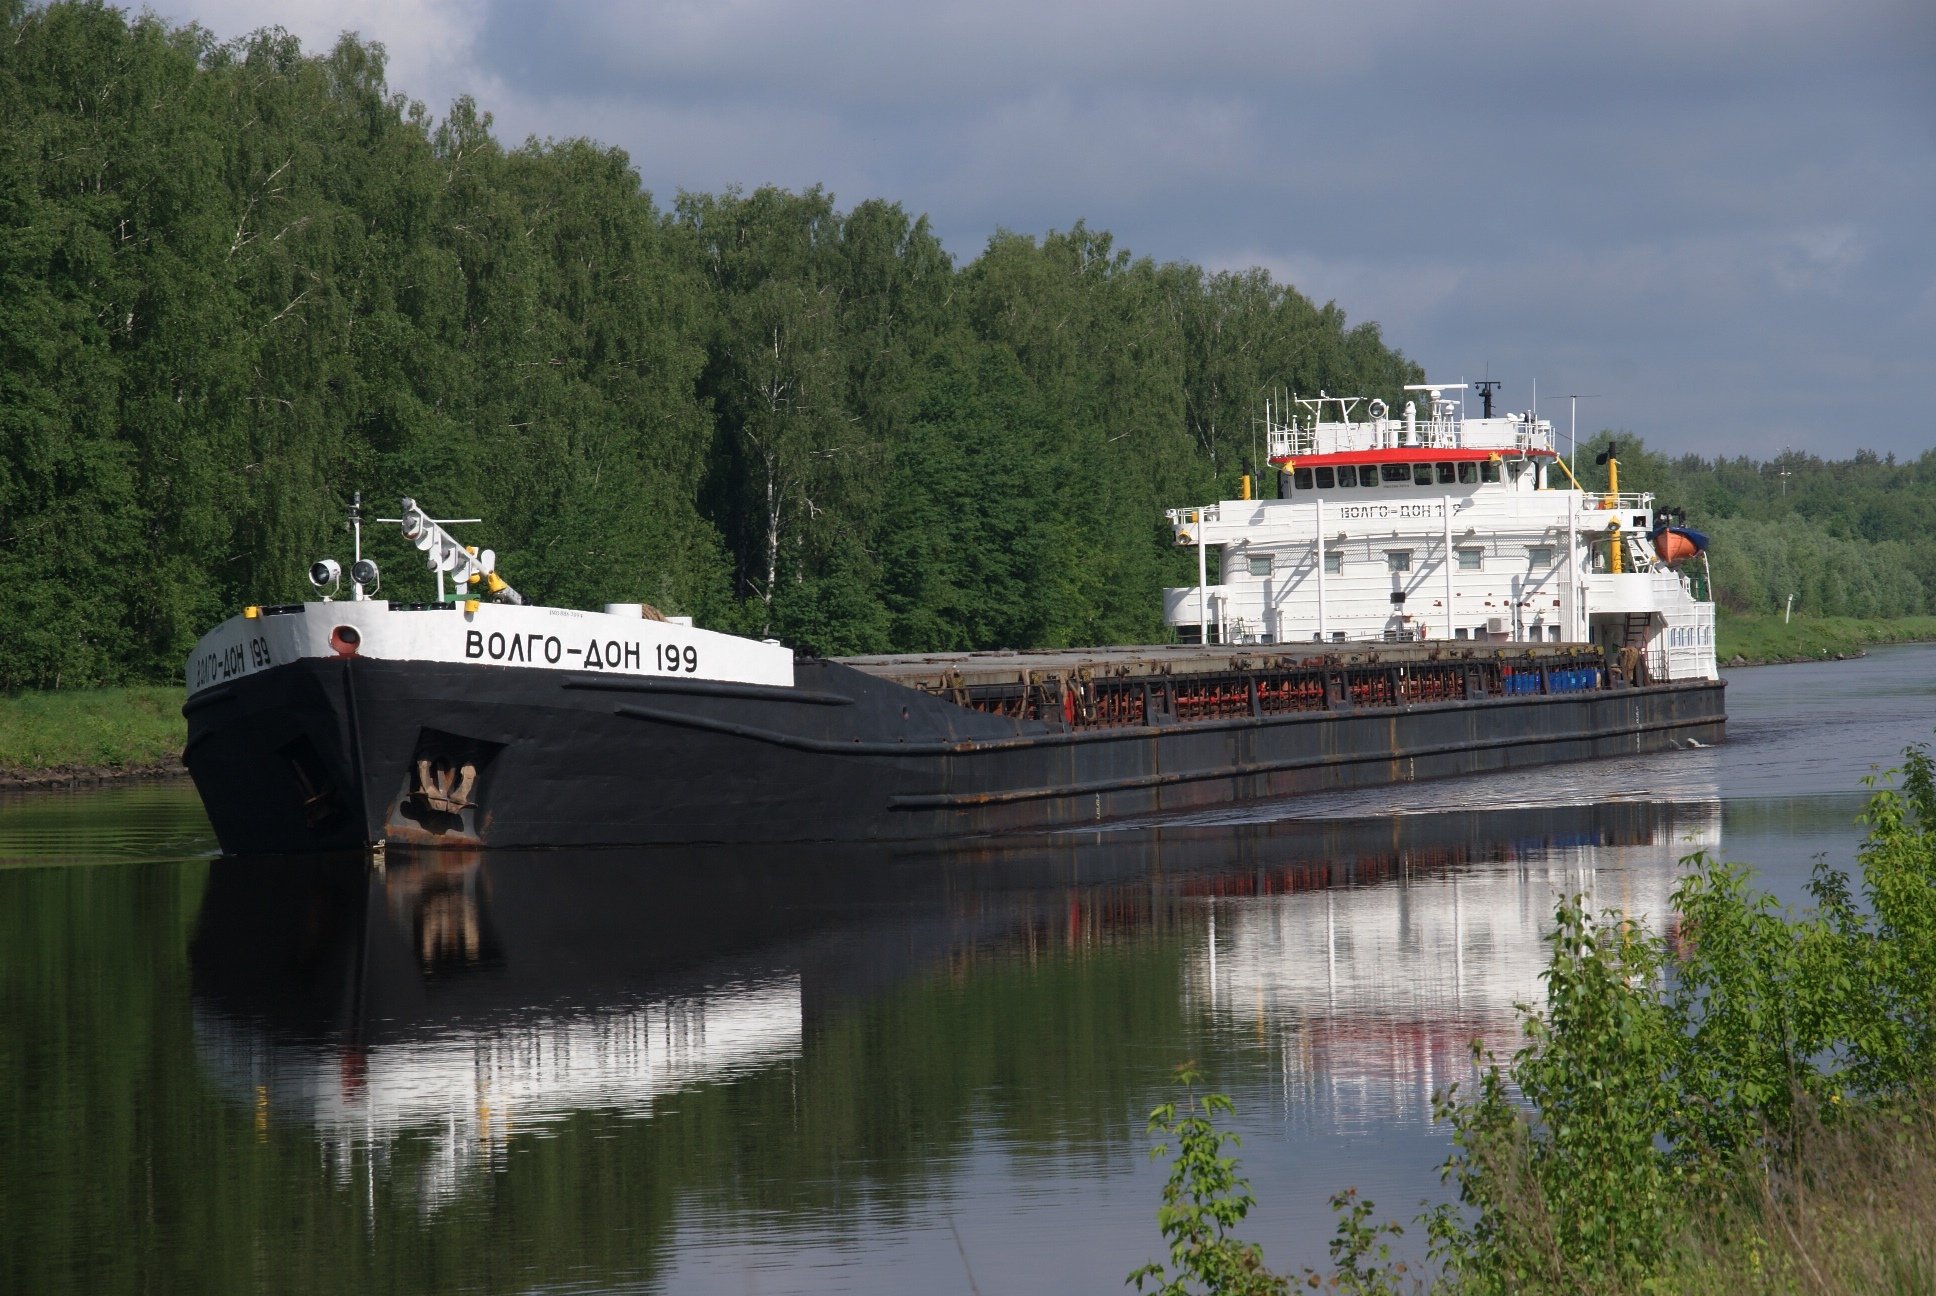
xmin=1269 ymin=447 xmax=1558 ymax=467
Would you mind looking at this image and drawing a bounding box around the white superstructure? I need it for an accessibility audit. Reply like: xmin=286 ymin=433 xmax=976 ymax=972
xmin=1164 ymin=385 xmax=1718 ymax=682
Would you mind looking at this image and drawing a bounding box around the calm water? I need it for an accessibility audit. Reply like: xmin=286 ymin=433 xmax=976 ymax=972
xmin=3 ymin=647 xmax=1933 ymax=1294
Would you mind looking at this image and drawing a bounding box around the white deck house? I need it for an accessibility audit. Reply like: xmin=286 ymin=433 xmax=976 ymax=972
xmin=1163 ymin=386 xmax=1718 ymax=682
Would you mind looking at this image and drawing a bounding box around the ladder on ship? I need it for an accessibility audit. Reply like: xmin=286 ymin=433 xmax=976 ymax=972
xmin=1620 ymin=612 xmax=1653 ymax=648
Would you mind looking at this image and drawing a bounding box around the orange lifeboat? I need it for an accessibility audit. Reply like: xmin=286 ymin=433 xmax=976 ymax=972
xmin=1651 ymin=525 xmax=1707 ymax=565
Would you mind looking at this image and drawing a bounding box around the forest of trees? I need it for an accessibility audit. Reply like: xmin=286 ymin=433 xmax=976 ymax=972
xmin=2 ymin=2 xmax=1931 ymax=692
xmin=0 ymin=1 xmax=1423 ymax=690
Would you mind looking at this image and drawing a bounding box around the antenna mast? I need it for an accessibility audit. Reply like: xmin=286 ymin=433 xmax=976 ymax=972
xmin=1472 ymin=379 xmax=1501 ymax=419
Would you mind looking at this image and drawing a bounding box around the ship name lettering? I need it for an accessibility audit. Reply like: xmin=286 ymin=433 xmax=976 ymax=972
xmin=193 ymin=634 xmax=271 ymax=690
xmin=656 ymin=643 xmax=699 ymax=673
xmin=464 ymin=629 xmax=566 ymax=665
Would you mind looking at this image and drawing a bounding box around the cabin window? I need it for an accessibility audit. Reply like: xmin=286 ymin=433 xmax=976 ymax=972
xmin=1386 ymin=550 xmax=1412 ymax=573
xmin=1247 ymin=554 xmax=1274 ymax=577
xmin=1323 ymin=549 xmax=1343 ymax=574
xmin=1481 ymin=462 xmax=1502 ymax=483
xmin=1381 ymin=463 xmax=1411 ymax=484
xmin=1293 ymin=467 xmax=1314 ymax=491
xmin=1412 ymin=463 xmax=1433 ymax=486
xmin=1314 ymin=466 xmax=1336 ymax=489
xmin=1358 ymin=466 xmax=1379 ymax=487
xmin=1548 ymin=626 xmax=1562 ymax=642
xmin=1529 ymin=546 xmax=1555 ymax=566
xmin=1456 ymin=547 xmax=1484 ymax=571
xmin=1330 ymin=631 xmax=1347 ymax=643
xmin=1458 ymin=462 xmax=1477 ymax=484
xmin=1454 ymin=627 xmax=1470 ymax=639
xmin=1436 ymin=463 xmax=1457 ymax=485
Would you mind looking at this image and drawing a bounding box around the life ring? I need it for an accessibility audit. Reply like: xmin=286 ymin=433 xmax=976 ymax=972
xmin=1367 ymin=398 xmax=1388 ymax=420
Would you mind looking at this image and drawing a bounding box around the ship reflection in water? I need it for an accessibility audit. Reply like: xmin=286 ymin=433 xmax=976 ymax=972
xmin=1190 ymin=803 xmax=1718 ymax=1135
xmin=189 ymin=793 xmax=1721 ymax=1226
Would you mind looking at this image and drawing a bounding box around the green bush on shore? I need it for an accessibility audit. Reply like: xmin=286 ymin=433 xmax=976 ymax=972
xmin=0 ymin=688 xmax=185 ymax=776
xmin=1150 ymin=739 xmax=1936 ymax=1294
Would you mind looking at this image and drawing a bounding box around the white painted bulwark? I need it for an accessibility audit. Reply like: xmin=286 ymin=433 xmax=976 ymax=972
xmin=185 ymin=600 xmax=796 ymax=696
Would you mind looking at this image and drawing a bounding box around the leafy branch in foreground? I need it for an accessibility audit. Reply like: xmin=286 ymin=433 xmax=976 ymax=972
xmin=1129 ymin=1064 xmax=1287 ymax=1296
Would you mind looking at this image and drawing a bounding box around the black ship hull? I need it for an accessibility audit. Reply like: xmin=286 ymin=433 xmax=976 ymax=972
xmin=183 ymin=651 xmax=1726 ymax=854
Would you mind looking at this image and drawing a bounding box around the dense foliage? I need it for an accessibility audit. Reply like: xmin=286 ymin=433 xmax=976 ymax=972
xmin=0 ymin=1 xmax=1422 ymax=688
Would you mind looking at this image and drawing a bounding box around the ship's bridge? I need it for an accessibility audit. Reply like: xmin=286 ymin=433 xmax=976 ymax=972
xmin=1266 ymin=387 xmax=1557 ymax=464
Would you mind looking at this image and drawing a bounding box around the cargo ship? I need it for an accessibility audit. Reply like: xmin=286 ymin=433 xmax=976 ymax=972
xmin=182 ymin=383 xmax=1724 ymax=854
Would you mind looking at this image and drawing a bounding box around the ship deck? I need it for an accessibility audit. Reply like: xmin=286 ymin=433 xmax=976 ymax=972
xmin=839 ymin=640 xmax=1599 ymax=690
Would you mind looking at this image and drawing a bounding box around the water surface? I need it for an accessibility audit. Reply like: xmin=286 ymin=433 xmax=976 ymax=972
xmin=3 ymin=646 xmax=1931 ymax=1293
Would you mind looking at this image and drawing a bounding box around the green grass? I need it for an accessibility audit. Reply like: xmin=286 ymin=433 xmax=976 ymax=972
xmin=0 ymin=687 xmax=186 ymax=774
xmin=1717 ymin=613 xmax=1936 ymax=665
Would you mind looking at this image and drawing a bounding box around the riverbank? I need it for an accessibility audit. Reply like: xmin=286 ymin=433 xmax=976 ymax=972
xmin=1716 ymin=613 xmax=1936 ymax=666
xmin=0 ymin=687 xmax=186 ymax=788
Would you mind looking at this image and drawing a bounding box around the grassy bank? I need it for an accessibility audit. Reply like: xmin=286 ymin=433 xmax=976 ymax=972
xmin=1716 ymin=613 xmax=1936 ymax=665
xmin=0 ymin=687 xmax=185 ymax=782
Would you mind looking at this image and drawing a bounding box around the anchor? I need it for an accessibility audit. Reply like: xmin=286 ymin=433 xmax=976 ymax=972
xmin=411 ymin=755 xmax=477 ymax=815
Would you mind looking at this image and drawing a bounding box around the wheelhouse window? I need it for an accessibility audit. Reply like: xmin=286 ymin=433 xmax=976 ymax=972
xmin=1314 ymin=466 xmax=1335 ymax=489
xmin=1247 ymin=554 xmax=1274 ymax=577
xmin=1436 ymin=463 xmax=1457 ymax=485
xmin=1293 ymin=467 xmax=1314 ymax=491
xmin=1357 ymin=466 xmax=1379 ymax=487
xmin=1480 ymin=462 xmax=1502 ymax=483
xmin=1412 ymin=463 xmax=1433 ymax=486
xmin=1333 ymin=466 xmax=1356 ymax=489
xmin=1457 ymin=462 xmax=1477 ymax=484
xmin=1456 ymin=547 xmax=1483 ymax=571
xmin=1381 ymin=463 xmax=1411 ymax=484
xmin=1386 ymin=550 xmax=1412 ymax=573
xmin=1528 ymin=545 xmax=1555 ymax=566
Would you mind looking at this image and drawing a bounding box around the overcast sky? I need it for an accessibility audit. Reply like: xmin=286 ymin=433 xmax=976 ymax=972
xmin=171 ymin=0 xmax=1935 ymax=460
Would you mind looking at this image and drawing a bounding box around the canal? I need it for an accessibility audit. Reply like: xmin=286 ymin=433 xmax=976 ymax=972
xmin=3 ymin=646 xmax=1932 ymax=1293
